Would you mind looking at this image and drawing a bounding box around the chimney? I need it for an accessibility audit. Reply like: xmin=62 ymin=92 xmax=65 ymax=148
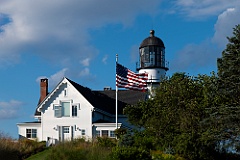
xmin=40 ymin=78 xmax=48 ymax=103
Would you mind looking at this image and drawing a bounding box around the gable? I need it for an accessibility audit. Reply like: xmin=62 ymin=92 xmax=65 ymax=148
xmin=35 ymin=77 xmax=147 ymax=116
xmin=37 ymin=77 xmax=94 ymax=114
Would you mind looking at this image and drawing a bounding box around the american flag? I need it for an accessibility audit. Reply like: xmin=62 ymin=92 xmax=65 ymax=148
xmin=116 ymin=62 xmax=148 ymax=92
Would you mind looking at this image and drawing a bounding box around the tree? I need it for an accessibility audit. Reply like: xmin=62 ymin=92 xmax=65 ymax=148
xmin=215 ymin=24 xmax=240 ymax=150
xmin=125 ymin=73 xmax=220 ymax=159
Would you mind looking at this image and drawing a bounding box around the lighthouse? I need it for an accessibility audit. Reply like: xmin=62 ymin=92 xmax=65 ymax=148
xmin=137 ymin=30 xmax=169 ymax=95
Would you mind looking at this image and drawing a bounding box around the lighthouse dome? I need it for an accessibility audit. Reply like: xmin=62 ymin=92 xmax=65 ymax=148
xmin=140 ymin=30 xmax=165 ymax=48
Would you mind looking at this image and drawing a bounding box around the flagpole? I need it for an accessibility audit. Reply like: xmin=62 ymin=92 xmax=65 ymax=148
xmin=116 ymin=54 xmax=118 ymax=129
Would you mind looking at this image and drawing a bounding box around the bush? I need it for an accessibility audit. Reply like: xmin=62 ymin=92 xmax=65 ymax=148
xmin=151 ymin=150 xmax=185 ymax=160
xmin=45 ymin=138 xmax=112 ymax=160
xmin=118 ymin=132 xmax=134 ymax=147
xmin=96 ymin=137 xmax=116 ymax=147
xmin=18 ymin=139 xmax=46 ymax=159
xmin=110 ymin=146 xmax=151 ymax=160
xmin=0 ymin=131 xmax=46 ymax=160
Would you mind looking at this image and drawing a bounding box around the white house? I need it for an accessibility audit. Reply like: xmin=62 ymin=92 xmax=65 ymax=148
xmin=17 ymin=77 xmax=146 ymax=145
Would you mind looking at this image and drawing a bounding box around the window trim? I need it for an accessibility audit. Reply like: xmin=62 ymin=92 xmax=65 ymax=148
xmin=54 ymin=105 xmax=62 ymax=118
xmin=53 ymin=101 xmax=80 ymax=118
xmin=110 ymin=130 xmax=115 ymax=138
xmin=72 ymin=105 xmax=78 ymax=117
xmin=26 ymin=129 xmax=37 ymax=138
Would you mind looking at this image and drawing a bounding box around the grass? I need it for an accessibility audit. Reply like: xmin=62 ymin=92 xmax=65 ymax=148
xmin=25 ymin=148 xmax=50 ymax=160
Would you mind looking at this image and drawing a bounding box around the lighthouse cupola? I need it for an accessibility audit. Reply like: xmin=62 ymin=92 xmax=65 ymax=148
xmin=138 ymin=30 xmax=169 ymax=87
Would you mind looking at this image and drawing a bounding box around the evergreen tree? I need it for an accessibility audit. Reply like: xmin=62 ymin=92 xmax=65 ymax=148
xmin=217 ymin=24 xmax=240 ymax=103
xmin=216 ymin=24 xmax=240 ymax=149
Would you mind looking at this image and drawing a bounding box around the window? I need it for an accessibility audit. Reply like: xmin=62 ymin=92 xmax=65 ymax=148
xmin=82 ymin=129 xmax=85 ymax=136
xmin=96 ymin=130 xmax=100 ymax=137
xmin=110 ymin=131 xmax=115 ymax=138
xmin=72 ymin=105 xmax=78 ymax=117
xmin=26 ymin=129 xmax=37 ymax=138
xmin=54 ymin=102 xmax=79 ymax=118
xmin=62 ymin=102 xmax=70 ymax=117
xmin=63 ymin=127 xmax=69 ymax=133
xmin=54 ymin=105 xmax=62 ymax=117
xmin=102 ymin=130 xmax=108 ymax=137
xmin=64 ymin=89 xmax=67 ymax=96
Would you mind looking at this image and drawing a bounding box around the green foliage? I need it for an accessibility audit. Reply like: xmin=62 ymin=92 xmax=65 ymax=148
xmin=25 ymin=148 xmax=50 ymax=160
xmin=118 ymin=131 xmax=134 ymax=147
xmin=18 ymin=139 xmax=46 ymax=159
xmin=151 ymin=150 xmax=185 ymax=160
xmin=125 ymin=72 xmax=221 ymax=159
xmin=110 ymin=146 xmax=151 ymax=160
xmin=216 ymin=24 xmax=240 ymax=149
xmin=0 ymin=131 xmax=46 ymax=160
xmin=0 ymin=132 xmax=19 ymax=160
xmin=96 ymin=137 xmax=117 ymax=147
xmin=45 ymin=138 xmax=112 ymax=160
xmin=114 ymin=128 xmax=127 ymax=139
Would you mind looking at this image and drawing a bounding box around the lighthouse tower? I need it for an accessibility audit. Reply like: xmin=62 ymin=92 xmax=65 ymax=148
xmin=137 ymin=30 xmax=169 ymax=95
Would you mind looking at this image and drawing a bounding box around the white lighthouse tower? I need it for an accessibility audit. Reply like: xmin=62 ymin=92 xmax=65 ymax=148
xmin=137 ymin=30 xmax=169 ymax=95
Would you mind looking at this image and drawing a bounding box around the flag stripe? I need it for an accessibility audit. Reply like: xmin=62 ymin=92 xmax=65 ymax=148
xmin=116 ymin=63 xmax=148 ymax=92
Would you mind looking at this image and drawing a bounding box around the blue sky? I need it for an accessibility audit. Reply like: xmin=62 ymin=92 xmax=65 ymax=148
xmin=0 ymin=0 xmax=240 ymax=139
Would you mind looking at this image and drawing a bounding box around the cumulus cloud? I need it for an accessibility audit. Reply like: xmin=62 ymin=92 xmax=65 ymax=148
xmin=0 ymin=0 xmax=161 ymax=69
xmin=212 ymin=7 xmax=240 ymax=48
xmin=173 ymin=0 xmax=240 ymax=18
xmin=36 ymin=65 xmax=98 ymax=89
xmin=170 ymin=3 xmax=240 ymax=74
xmin=171 ymin=40 xmax=219 ymax=73
xmin=36 ymin=68 xmax=68 ymax=88
xmin=0 ymin=100 xmax=24 ymax=119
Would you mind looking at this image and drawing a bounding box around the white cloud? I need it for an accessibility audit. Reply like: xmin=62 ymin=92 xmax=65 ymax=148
xmin=80 ymin=58 xmax=90 ymax=67
xmin=102 ymin=55 xmax=108 ymax=64
xmin=36 ymin=68 xmax=68 ymax=88
xmin=171 ymin=40 xmax=219 ymax=74
xmin=79 ymin=68 xmax=90 ymax=77
xmin=212 ymin=7 xmax=240 ymax=48
xmin=0 ymin=0 xmax=161 ymax=68
xmin=171 ymin=5 xmax=240 ymax=74
xmin=0 ymin=100 xmax=23 ymax=119
xmin=173 ymin=0 xmax=240 ymax=18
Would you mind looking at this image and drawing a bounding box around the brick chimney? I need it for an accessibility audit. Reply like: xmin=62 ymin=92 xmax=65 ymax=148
xmin=40 ymin=78 xmax=48 ymax=103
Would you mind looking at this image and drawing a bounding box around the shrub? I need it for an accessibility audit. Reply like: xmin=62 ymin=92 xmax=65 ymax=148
xmin=151 ymin=150 xmax=185 ymax=160
xmin=110 ymin=146 xmax=151 ymax=160
xmin=118 ymin=132 xmax=134 ymax=147
xmin=45 ymin=139 xmax=112 ymax=160
xmin=0 ymin=131 xmax=46 ymax=160
xmin=96 ymin=137 xmax=116 ymax=147
xmin=18 ymin=139 xmax=46 ymax=159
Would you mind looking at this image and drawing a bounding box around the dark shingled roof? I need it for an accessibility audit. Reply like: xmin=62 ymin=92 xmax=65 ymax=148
xmin=67 ymin=78 xmax=147 ymax=115
xmin=34 ymin=78 xmax=147 ymax=116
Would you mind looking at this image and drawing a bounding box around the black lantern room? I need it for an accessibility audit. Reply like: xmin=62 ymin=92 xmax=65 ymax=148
xmin=137 ymin=30 xmax=168 ymax=71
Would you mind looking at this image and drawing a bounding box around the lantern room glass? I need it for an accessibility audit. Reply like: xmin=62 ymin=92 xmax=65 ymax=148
xmin=140 ymin=46 xmax=165 ymax=68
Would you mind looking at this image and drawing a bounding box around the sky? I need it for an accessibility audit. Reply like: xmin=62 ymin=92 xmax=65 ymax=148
xmin=0 ymin=0 xmax=240 ymax=139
